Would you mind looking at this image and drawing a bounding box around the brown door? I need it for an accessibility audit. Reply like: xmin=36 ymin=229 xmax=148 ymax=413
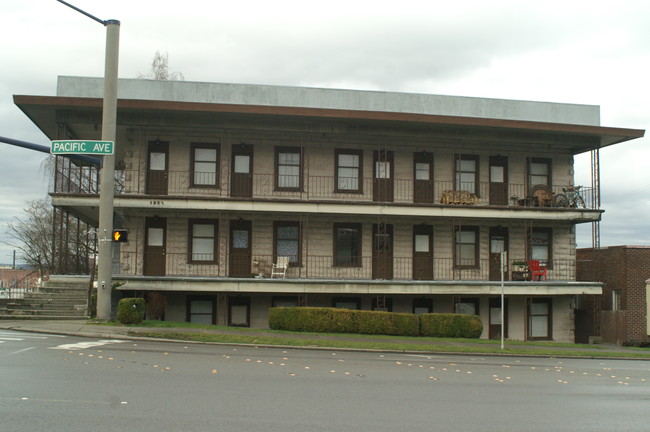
xmin=372 ymin=223 xmax=393 ymax=279
xmin=373 ymin=150 xmax=394 ymax=202
xmin=413 ymin=224 xmax=433 ymax=280
xmin=144 ymin=217 xmax=166 ymax=276
xmin=489 ymin=297 xmax=509 ymax=339
xmin=489 ymin=227 xmax=509 ymax=281
xmin=146 ymin=141 xmax=169 ymax=195
xmin=229 ymin=220 xmax=252 ymax=277
xmin=489 ymin=156 xmax=508 ymax=205
xmin=231 ymin=144 xmax=253 ymax=198
xmin=413 ymin=152 xmax=434 ymax=203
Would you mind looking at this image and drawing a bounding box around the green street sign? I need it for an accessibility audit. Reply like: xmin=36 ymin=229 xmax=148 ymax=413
xmin=51 ymin=140 xmax=114 ymax=155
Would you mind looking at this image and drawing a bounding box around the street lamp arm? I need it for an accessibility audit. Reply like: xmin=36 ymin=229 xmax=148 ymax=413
xmin=56 ymin=0 xmax=112 ymax=26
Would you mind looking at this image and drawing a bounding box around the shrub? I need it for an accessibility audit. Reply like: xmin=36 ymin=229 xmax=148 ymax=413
xmin=116 ymin=297 xmax=145 ymax=325
xmin=419 ymin=313 xmax=483 ymax=338
xmin=269 ymin=307 xmax=419 ymax=336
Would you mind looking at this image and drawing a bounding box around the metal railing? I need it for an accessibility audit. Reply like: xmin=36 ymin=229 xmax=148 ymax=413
xmin=0 ymin=269 xmax=41 ymax=299
xmin=53 ymin=167 xmax=597 ymax=210
xmin=114 ymin=253 xmax=576 ymax=282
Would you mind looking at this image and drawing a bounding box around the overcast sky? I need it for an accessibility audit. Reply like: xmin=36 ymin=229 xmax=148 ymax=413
xmin=1 ymin=0 xmax=648 ymax=265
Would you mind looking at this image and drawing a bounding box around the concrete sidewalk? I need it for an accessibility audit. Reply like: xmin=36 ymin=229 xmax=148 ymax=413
xmin=0 ymin=319 xmax=646 ymax=358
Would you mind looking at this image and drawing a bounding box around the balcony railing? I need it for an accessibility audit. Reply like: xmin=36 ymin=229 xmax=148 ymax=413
xmin=53 ymin=167 xmax=597 ymax=209
xmin=114 ymin=253 xmax=577 ymax=282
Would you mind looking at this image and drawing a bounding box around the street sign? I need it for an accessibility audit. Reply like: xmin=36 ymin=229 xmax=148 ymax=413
xmin=51 ymin=140 xmax=114 ymax=155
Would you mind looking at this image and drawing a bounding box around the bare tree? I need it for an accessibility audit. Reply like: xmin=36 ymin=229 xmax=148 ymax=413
xmin=138 ymin=51 xmax=185 ymax=81
xmin=3 ymin=199 xmax=55 ymax=271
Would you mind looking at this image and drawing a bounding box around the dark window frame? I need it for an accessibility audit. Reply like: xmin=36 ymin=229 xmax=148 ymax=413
xmin=454 ymin=297 xmax=480 ymax=316
xmin=454 ymin=154 xmax=480 ymax=196
xmin=527 ymin=297 xmax=553 ymax=341
xmin=527 ymin=227 xmax=553 ymax=269
xmin=335 ymin=149 xmax=363 ymax=194
xmin=274 ymin=146 xmax=303 ymax=192
xmin=526 ymin=157 xmax=552 ymax=191
xmin=371 ymin=297 xmax=393 ymax=312
xmin=186 ymin=295 xmax=216 ymax=325
xmin=332 ymin=297 xmax=361 ymax=310
xmin=272 ymin=296 xmax=300 ymax=308
xmin=190 ymin=142 xmax=220 ymax=188
xmin=454 ymin=225 xmax=480 ymax=269
xmin=273 ymin=221 xmax=302 ymax=267
xmin=333 ymin=222 xmax=362 ymax=267
xmin=188 ymin=219 xmax=218 ymax=264
xmin=412 ymin=298 xmax=433 ymax=314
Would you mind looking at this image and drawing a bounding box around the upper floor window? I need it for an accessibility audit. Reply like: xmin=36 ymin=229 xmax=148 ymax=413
xmin=334 ymin=222 xmax=362 ymax=267
xmin=335 ymin=149 xmax=363 ymax=193
xmin=527 ymin=157 xmax=552 ymax=189
xmin=274 ymin=221 xmax=301 ymax=266
xmin=454 ymin=225 xmax=479 ymax=268
xmin=275 ymin=147 xmax=302 ymax=191
xmin=189 ymin=219 xmax=218 ymax=263
xmin=191 ymin=143 xmax=219 ymax=187
xmin=528 ymin=227 xmax=552 ymax=268
xmin=455 ymin=154 xmax=479 ymax=194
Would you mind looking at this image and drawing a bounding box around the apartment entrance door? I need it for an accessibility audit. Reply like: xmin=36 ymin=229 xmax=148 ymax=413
xmin=413 ymin=152 xmax=434 ymax=203
xmin=412 ymin=224 xmax=433 ymax=280
xmin=489 ymin=297 xmax=509 ymax=339
xmin=229 ymin=220 xmax=252 ymax=277
xmin=489 ymin=156 xmax=508 ymax=205
xmin=230 ymin=144 xmax=253 ymax=198
xmin=372 ymin=223 xmax=393 ymax=279
xmin=146 ymin=141 xmax=169 ymax=195
xmin=373 ymin=150 xmax=394 ymax=202
xmin=144 ymin=217 xmax=166 ymax=276
xmin=489 ymin=227 xmax=509 ymax=281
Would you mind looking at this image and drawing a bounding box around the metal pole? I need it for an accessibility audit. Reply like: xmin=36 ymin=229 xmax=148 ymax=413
xmin=500 ymin=250 xmax=506 ymax=350
xmin=96 ymin=20 xmax=120 ymax=320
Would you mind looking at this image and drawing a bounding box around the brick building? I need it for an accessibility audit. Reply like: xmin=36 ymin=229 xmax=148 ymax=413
xmin=576 ymin=246 xmax=650 ymax=345
xmin=15 ymin=76 xmax=645 ymax=341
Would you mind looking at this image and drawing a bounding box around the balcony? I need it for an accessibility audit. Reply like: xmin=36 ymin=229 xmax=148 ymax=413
xmin=114 ymin=253 xmax=578 ymax=282
xmin=53 ymin=165 xmax=598 ymax=210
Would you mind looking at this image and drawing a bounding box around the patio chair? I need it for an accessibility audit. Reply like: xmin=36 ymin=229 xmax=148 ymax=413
xmin=271 ymin=256 xmax=289 ymax=279
xmin=527 ymin=260 xmax=547 ymax=281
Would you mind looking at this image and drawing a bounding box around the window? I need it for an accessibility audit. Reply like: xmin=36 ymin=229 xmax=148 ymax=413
xmin=274 ymin=221 xmax=301 ymax=266
xmin=455 ymin=154 xmax=479 ymax=194
xmin=413 ymin=298 xmax=433 ymax=315
xmin=528 ymin=298 xmax=552 ymax=340
xmin=186 ymin=296 xmax=215 ymax=324
xmin=527 ymin=157 xmax=552 ymax=189
xmin=454 ymin=226 xmax=479 ymax=268
xmin=275 ymin=147 xmax=302 ymax=191
xmin=332 ymin=297 xmax=361 ymax=310
xmin=612 ymin=289 xmax=622 ymax=311
xmin=528 ymin=227 xmax=552 ymax=268
xmin=191 ymin=143 xmax=219 ymax=187
xmin=335 ymin=149 xmax=363 ymax=193
xmin=454 ymin=297 xmax=480 ymax=315
xmin=272 ymin=296 xmax=300 ymax=308
xmin=189 ymin=219 xmax=218 ymax=263
xmin=334 ymin=223 xmax=362 ymax=267
xmin=372 ymin=297 xmax=393 ymax=312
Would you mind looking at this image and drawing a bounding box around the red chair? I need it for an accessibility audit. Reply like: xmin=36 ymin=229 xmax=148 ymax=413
xmin=527 ymin=260 xmax=547 ymax=281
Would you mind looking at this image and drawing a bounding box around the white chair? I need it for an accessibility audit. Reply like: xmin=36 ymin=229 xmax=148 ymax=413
xmin=271 ymin=256 xmax=289 ymax=279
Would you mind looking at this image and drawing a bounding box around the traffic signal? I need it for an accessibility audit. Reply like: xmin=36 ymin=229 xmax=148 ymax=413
xmin=112 ymin=229 xmax=128 ymax=243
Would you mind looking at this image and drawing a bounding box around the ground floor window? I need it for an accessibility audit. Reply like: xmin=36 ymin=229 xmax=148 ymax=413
xmin=186 ymin=296 xmax=215 ymax=325
xmin=332 ymin=297 xmax=361 ymax=310
xmin=229 ymin=296 xmax=250 ymax=327
xmin=371 ymin=297 xmax=393 ymax=312
xmin=528 ymin=297 xmax=552 ymax=340
xmin=454 ymin=297 xmax=480 ymax=315
xmin=412 ymin=298 xmax=433 ymax=315
xmin=272 ymin=296 xmax=299 ymax=308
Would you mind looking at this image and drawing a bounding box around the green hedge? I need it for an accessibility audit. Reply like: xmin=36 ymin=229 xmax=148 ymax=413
xmin=269 ymin=307 xmax=420 ymax=336
xmin=116 ymin=297 xmax=145 ymax=325
xmin=419 ymin=313 xmax=483 ymax=338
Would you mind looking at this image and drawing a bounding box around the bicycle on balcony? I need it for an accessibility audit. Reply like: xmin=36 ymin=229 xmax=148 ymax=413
xmin=553 ymin=185 xmax=586 ymax=208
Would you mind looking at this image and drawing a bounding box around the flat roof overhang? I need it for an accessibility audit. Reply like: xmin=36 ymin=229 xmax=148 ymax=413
xmin=14 ymin=95 xmax=645 ymax=155
xmin=116 ymin=276 xmax=603 ymax=296
xmin=51 ymin=194 xmax=603 ymax=226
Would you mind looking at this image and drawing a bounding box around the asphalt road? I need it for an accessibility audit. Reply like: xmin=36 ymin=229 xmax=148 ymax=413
xmin=1 ymin=329 xmax=649 ymax=432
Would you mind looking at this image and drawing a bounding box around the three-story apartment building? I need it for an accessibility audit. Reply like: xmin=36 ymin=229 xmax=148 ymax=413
xmin=15 ymin=76 xmax=645 ymax=341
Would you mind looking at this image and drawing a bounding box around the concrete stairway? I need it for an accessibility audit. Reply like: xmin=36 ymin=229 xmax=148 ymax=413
xmin=0 ymin=275 xmax=90 ymax=320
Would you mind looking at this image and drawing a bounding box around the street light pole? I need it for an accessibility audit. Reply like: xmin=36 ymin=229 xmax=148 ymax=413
xmin=57 ymin=1 xmax=120 ymax=320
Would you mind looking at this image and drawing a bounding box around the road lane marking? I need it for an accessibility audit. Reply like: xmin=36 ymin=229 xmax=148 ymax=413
xmin=8 ymin=347 xmax=36 ymax=355
xmin=49 ymin=340 xmax=127 ymax=350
